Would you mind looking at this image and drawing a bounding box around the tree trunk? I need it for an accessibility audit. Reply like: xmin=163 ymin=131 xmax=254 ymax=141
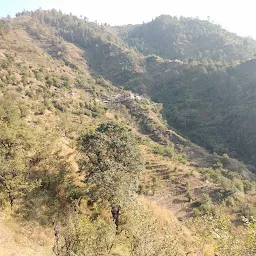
xmin=111 ymin=205 xmax=120 ymax=233
xmin=8 ymin=191 xmax=14 ymax=210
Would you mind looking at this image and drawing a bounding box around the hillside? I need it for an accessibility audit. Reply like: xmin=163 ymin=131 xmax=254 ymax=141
xmin=19 ymin=10 xmax=256 ymax=166
xmin=114 ymin=16 xmax=256 ymax=167
xmin=116 ymin=15 xmax=256 ymax=62
xmin=148 ymin=59 xmax=256 ymax=166
xmin=0 ymin=10 xmax=255 ymax=255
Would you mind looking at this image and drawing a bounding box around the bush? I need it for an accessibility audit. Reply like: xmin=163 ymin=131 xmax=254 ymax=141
xmin=193 ymin=207 xmax=202 ymax=217
xmin=151 ymin=144 xmax=175 ymax=160
xmin=163 ymin=174 xmax=171 ymax=180
xmin=53 ymin=102 xmax=66 ymax=112
xmin=243 ymin=181 xmax=253 ymax=193
xmin=233 ymin=179 xmax=244 ymax=193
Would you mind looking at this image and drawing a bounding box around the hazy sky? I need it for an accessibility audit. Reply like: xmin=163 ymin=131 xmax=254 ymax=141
xmin=0 ymin=0 xmax=255 ymax=38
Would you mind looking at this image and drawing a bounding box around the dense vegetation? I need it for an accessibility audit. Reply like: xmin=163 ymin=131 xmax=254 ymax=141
xmin=0 ymin=10 xmax=255 ymax=255
xmin=149 ymin=60 xmax=256 ymax=166
xmin=117 ymin=15 xmax=256 ymax=62
xmin=17 ymin=9 xmax=143 ymax=85
xmin=116 ymin=16 xmax=256 ymax=167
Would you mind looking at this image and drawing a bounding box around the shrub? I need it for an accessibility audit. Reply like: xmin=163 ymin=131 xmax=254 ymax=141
xmin=151 ymin=144 xmax=175 ymax=160
xmin=53 ymin=102 xmax=66 ymax=112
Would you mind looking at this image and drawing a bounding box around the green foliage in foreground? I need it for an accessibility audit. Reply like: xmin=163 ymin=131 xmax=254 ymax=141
xmin=0 ymin=97 xmax=79 ymax=221
xmin=51 ymin=123 xmax=180 ymax=255
xmin=53 ymin=203 xmax=179 ymax=256
xmin=190 ymin=212 xmax=256 ymax=255
xmin=78 ymin=122 xmax=144 ymax=231
xmin=0 ymin=99 xmax=46 ymax=209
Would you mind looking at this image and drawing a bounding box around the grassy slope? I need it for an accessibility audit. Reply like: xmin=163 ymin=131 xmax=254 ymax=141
xmin=0 ymin=213 xmax=53 ymax=256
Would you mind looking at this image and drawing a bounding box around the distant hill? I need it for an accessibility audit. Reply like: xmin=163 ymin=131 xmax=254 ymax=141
xmin=116 ymin=15 xmax=256 ymax=62
xmin=114 ymin=16 xmax=256 ymax=166
xmin=15 ymin=9 xmax=144 ymax=86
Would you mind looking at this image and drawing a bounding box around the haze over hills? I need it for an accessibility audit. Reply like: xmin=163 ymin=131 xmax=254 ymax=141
xmin=0 ymin=9 xmax=255 ymax=255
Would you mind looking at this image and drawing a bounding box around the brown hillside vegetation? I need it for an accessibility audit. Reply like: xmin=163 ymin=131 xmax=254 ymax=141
xmin=0 ymin=10 xmax=255 ymax=255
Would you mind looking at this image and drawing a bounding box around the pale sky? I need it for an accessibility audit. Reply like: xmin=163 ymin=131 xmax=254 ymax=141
xmin=0 ymin=0 xmax=255 ymax=38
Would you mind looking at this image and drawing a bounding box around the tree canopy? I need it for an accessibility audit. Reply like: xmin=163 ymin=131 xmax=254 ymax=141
xmin=78 ymin=122 xmax=144 ymax=230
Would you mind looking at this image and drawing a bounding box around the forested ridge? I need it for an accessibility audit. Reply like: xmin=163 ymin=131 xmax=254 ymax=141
xmin=0 ymin=10 xmax=255 ymax=255
xmin=117 ymin=15 xmax=256 ymax=62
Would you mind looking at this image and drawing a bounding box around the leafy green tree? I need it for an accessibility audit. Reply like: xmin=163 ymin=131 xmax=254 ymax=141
xmin=53 ymin=214 xmax=116 ymax=256
xmin=78 ymin=122 xmax=144 ymax=231
xmin=190 ymin=212 xmax=245 ymax=255
xmin=0 ymin=99 xmax=40 ymax=209
xmin=0 ymin=98 xmax=69 ymax=213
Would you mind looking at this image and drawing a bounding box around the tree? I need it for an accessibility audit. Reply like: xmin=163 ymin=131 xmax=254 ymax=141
xmin=78 ymin=122 xmax=144 ymax=231
xmin=0 ymin=98 xmax=69 ymax=212
xmin=0 ymin=99 xmax=39 ymax=209
xmin=53 ymin=214 xmax=117 ymax=256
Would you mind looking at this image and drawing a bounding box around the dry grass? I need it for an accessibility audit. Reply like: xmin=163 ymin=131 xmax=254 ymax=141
xmin=0 ymin=213 xmax=54 ymax=256
xmin=140 ymin=144 xmax=217 ymax=219
xmin=138 ymin=196 xmax=197 ymax=255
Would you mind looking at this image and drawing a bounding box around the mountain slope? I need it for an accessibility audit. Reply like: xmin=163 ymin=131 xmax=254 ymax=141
xmin=0 ymin=10 xmax=255 ymax=255
xmin=116 ymin=15 xmax=256 ymax=62
xmin=13 ymin=10 xmax=256 ymax=167
xmin=136 ymin=58 xmax=256 ymax=167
